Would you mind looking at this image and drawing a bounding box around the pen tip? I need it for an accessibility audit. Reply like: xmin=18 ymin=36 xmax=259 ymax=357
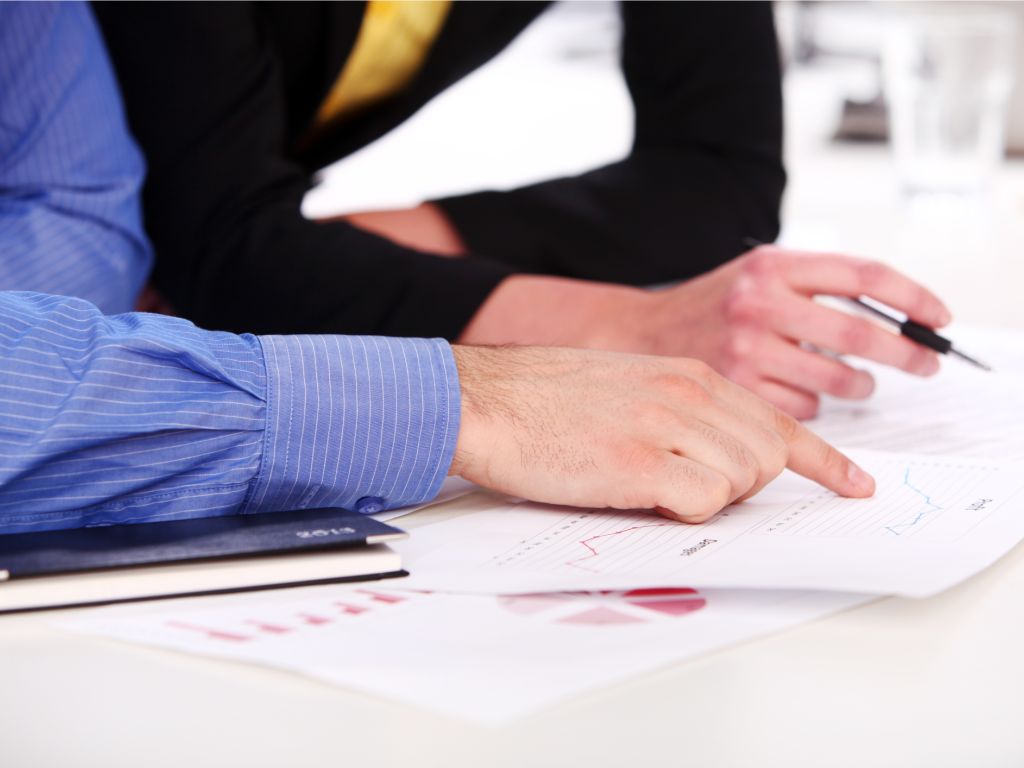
xmin=951 ymin=348 xmax=993 ymax=372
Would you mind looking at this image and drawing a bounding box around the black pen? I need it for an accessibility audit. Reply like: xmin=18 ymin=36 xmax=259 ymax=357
xmin=848 ymin=298 xmax=992 ymax=372
xmin=740 ymin=237 xmax=992 ymax=372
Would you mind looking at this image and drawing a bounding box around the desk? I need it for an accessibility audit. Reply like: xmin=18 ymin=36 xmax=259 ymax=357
xmin=3 ymin=515 xmax=1023 ymax=768
xmin=4 ymin=5 xmax=1024 ymax=766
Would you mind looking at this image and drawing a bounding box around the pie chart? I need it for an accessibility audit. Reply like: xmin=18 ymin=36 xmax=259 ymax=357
xmin=499 ymin=587 xmax=706 ymax=626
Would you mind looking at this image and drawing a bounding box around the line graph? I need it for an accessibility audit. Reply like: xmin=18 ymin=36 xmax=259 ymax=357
xmin=566 ymin=522 xmax=676 ymax=572
xmin=885 ymin=468 xmax=944 ymax=536
xmin=396 ymin=451 xmax=1020 ymax=596
xmin=752 ymin=459 xmax=1003 ymax=541
xmin=488 ymin=508 xmax=725 ymax=577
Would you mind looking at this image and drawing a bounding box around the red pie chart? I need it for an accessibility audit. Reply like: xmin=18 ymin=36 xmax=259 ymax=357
xmin=499 ymin=587 xmax=706 ymax=625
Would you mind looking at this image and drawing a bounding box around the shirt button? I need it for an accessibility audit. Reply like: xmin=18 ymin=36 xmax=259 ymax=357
xmin=355 ymin=495 xmax=386 ymax=515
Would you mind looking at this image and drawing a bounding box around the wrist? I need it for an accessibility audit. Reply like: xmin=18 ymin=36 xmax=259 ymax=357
xmin=449 ymin=345 xmax=497 ymax=480
xmin=343 ymin=203 xmax=467 ymax=256
xmin=457 ymin=274 xmax=651 ymax=350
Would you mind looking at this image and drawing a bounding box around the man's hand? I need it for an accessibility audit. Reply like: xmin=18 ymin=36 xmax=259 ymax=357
xmin=459 ymin=246 xmax=953 ymax=419
xmin=451 ymin=345 xmax=874 ymax=523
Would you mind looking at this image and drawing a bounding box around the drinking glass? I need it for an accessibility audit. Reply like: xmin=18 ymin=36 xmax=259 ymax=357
xmin=884 ymin=9 xmax=1016 ymax=196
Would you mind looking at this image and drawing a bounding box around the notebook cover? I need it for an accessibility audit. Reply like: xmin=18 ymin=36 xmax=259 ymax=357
xmin=0 ymin=508 xmax=407 ymax=579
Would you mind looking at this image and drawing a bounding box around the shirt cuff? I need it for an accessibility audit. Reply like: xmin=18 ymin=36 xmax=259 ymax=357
xmin=243 ymin=335 xmax=460 ymax=515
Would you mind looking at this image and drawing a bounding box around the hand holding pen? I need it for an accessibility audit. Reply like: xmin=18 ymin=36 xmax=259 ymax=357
xmin=619 ymin=239 xmax=963 ymax=420
xmin=847 ymin=298 xmax=990 ymax=372
xmin=740 ymin=237 xmax=990 ymax=372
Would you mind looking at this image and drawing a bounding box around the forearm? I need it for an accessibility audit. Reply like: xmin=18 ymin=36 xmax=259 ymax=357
xmin=0 ymin=3 xmax=152 ymax=312
xmin=0 ymin=205 xmax=150 ymax=313
xmin=0 ymin=293 xmax=459 ymax=533
xmin=437 ymin=149 xmax=782 ymax=285
xmin=142 ymin=180 xmax=512 ymax=338
xmin=436 ymin=2 xmax=784 ymax=284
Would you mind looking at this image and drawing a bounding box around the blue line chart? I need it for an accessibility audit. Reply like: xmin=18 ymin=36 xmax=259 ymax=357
xmin=885 ymin=467 xmax=944 ymax=536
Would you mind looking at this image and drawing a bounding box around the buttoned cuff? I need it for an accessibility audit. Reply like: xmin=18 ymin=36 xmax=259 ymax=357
xmin=244 ymin=335 xmax=460 ymax=515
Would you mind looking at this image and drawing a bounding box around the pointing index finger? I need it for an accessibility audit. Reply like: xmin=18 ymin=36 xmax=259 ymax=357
xmin=779 ymin=409 xmax=875 ymax=498
xmin=696 ymin=366 xmax=875 ymax=499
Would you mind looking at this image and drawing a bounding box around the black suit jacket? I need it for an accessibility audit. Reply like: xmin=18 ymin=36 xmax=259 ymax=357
xmin=94 ymin=1 xmax=784 ymax=338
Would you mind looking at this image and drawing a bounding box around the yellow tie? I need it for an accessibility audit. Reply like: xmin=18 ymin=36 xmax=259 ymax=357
xmin=314 ymin=0 xmax=453 ymax=128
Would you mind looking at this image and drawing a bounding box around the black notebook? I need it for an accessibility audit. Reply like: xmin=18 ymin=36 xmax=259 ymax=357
xmin=0 ymin=508 xmax=408 ymax=614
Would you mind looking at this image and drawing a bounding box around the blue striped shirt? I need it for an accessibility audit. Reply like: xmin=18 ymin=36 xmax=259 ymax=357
xmin=0 ymin=292 xmax=460 ymax=533
xmin=0 ymin=2 xmax=151 ymax=313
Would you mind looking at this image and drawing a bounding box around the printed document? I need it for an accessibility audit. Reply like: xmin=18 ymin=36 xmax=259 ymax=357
xmin=394 ymin=450 xmax=1024 ymax=597
xmin=60 ymin=584 xmax=869 ymax=723
xmin=812 ymin=360 xmax=1024 ymax=460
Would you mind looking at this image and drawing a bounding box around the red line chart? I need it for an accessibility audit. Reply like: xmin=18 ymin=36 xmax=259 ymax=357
xmin=565 ymin=522 xmax=676 ymax=572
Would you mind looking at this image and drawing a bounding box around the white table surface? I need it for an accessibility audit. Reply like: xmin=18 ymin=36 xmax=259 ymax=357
xmin=4 ymin=4 xmax=1024 ymax=766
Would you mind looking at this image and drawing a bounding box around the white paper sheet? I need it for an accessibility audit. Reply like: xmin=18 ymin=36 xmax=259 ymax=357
xmin=811 ymin=359 xmax=1024 ymax=459
xmin=58 ymin=584 xmax=870 ymax=723
xmin=394 ymin=450 xmax=1024 ymax=597
xmin=942 ymin=324 xmax=1024 ymax=376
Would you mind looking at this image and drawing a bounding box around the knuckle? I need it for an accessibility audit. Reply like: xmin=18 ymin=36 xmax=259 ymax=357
xmin=736 ymin=451 xmax=760 ymax=492
xmin=676 ymin=360 xmax=718 ymax=394
xmin=759 ymin=427 xmax=789 ymax=477
xmin=772 ymin=407 xmax=801 ymax=442
xmin=707 ymin=425 xmax=758 ymax=478
xmin=764 ymin=451 xmax=787 ymax=482
xmin=743 ymin=248 xmax=782 ymax=279
xmin=721 ymin=330 xmax=757 ymax=372
xmin=722 ymin=280 xmax=768 ymax=325
xmin=652 ymin=372 xmax=705 ymax=404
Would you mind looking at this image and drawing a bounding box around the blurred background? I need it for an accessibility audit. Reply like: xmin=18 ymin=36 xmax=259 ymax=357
xmin=304 ymin=1 xmax=1024 ymax=328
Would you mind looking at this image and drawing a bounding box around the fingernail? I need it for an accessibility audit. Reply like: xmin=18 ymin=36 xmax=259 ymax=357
xmin=938 ymin=308 xmax=953 ymax=326
xmin=847 ymin=463 xmax=875 ymax=495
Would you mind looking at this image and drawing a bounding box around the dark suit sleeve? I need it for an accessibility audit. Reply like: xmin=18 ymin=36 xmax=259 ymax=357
xmin=436 ymin=1 xmax=785 ymax=284
xmin=93 ymin=2 xmax=512 ymax=338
